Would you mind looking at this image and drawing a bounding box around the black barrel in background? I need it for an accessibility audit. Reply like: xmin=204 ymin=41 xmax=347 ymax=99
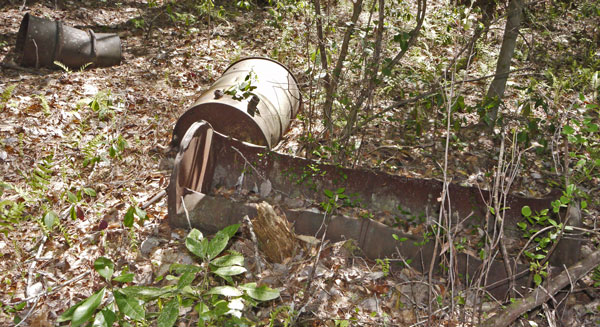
xmin=172 ymin=57 xmax=302 ymax=149
xmin=15 ymin=13 xmax=121 ymax=69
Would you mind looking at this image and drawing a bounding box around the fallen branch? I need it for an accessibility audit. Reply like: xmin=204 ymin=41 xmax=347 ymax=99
xmin=141 ymin=189 xmax=166 ymax=209
xmin=230 ymin=146 xmax=291 ymax=198
xmin=26 ymin=235 xmax=47 ymax=303
xmin=366 ymin=142 xmax=434 ymax=155
xmin=14 ymin=297 xmax=40 ymax=327
xmin=482 ymin=247 xmax=600 ymax=327
xmin=8 ymin=271 xmax=92 ymax=306
xmin=292 ymin=207 xmax=331 ymax=324
xmin=180 ymin=195 xmax=192 ymax=230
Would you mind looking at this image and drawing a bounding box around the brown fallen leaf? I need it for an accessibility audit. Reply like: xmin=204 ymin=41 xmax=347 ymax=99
xmin=29 ymin=304 xmax=51 ymax=327
xmin=76 ymin=206 xmax=85 ymax=220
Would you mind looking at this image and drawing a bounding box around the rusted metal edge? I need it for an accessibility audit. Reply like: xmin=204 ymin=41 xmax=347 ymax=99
xmin=167 ymin=123 xmax=567 ymax=300
xmin=170 ymin=193 xmax=533 ymax=300
xmin=198 ymin=130 xmax=559 ymax=238
xmin=167 ymin=121 xmax=215 ymax=223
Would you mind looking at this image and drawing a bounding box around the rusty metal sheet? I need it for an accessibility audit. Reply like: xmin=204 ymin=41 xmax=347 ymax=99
xmin=167 ymin=123 xmax=567 ymax=300
xmin=167 ymin=121 xmax=215 ymax=222
xmin=170 ymin=191 xmax=533 ymax=300
xmin=183 ymin=128 xmax=558 ymax=238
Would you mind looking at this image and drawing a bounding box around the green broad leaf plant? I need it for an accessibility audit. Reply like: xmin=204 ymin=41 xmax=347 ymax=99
xmin=519 ymin=184 xmax=577 ymax=287
xmin=58 ymin=224 xmax=280 ymax=326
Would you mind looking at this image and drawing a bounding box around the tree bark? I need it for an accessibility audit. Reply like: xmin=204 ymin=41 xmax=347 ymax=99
xmin=253 ymin=202 xmax=299 ymax=263
xmin=482 ymin=247 xmax=600 ymax=327
xmin=485 ymin=0 xmax=524 ymax=129
xmin=322 ymin=0 xmax=363 ymax=134
xmin=339 ymin=0 xmax=426 ymax=145
xmin=341 ymin=0 xmax=385 ymax=142
xmin=314 ymin=0 xmax=330 ymax=106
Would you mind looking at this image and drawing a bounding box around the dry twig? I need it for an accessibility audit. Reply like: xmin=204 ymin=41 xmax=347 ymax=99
xmin=291 ymin=207 xmax=331 ymax=324
xmin=9 ymin=271 xmax=92 ymax=306
xmin=141 ymin=189 xmax=166 ymax=209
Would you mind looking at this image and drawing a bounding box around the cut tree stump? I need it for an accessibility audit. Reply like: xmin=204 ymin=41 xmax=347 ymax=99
xmin=253 ymin=202 xmax=299 ymax=263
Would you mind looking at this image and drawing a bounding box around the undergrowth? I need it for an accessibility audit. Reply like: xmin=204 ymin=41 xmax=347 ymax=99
xmin=57 ymin=225 xmax=280 ymax=326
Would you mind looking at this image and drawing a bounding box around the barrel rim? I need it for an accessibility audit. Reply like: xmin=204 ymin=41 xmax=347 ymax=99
xmin=174 ymin=101 xmax=271 ymax=148
xmin=15 ymin=13 xmax=30 ymax=55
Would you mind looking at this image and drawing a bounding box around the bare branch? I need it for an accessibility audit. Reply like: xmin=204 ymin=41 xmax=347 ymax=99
xmin=313 ymin=0 xmax=330 ymax=94
xmin=383 ymin=0 xmax=427 ymax=72
xmin=347 ymin=68 xmax=534 ymax=136
xmin=341 ymin=0 xmax=385 ymax=141
xmin=482 ymin=248 xmax=600 ymax=327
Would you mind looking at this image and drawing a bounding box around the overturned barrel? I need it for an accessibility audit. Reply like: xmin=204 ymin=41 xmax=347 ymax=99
xmin=16 ymin=13 xmax=121 ymax=69
xmin=172 ymin=57 xmax=302 ymax=149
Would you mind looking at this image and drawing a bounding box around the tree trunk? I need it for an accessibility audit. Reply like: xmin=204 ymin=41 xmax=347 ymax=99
xmin=484 ymin=0 xmax=524 ymax=129
xmin=341 ymin=0 xmax=385 ymax=142
xmin=322 ymin=0 xmax=363 ymax=134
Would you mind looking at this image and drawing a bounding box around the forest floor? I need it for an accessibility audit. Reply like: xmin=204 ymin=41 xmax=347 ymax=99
xmin=1 ymin=0 xmax=599 ymax=326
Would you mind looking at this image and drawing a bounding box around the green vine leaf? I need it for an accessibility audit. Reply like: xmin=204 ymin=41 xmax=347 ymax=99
xmin=59 ymin=287 xmax=105 ymax=326
xmin=213 ymin=266 xmax=247 ymax=277
xmin=521 ymin=206 xmax=532 ymax=217
xmin=43 ymin=211 xmax=58 ymax=230
xmin=120 ymin=286 xmax=171 ymax=302
xmin=92 ymin=307 xmax=116 ymax=327
xmin=206 ymin=286 xmax=243 ymax=297
xmin=185 ymin=228 xmax=208 ymax=259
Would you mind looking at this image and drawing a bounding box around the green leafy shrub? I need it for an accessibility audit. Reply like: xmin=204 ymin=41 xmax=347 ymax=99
xmin=518 ymin=185 xmax=577 ymax=286
xmin=224 ymin=71 xmax=259 ymax=101
xmin=58 ymin=224 xmax=280 ymax=326
xmin=0 ymin=199 xmax=26 ymax=235
xmin=88 ymin=90 xmax=118 ymax=120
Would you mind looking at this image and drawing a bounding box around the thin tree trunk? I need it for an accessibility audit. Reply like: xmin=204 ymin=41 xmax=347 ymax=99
xmin=322 ymin=0 xmax=363 ymax=134
xmin=340 ymin=0 xmax=426 ymax=146
xmin=341 ymin=0 xmax=385 ymax=142
xmin=314 ymin=0 xmax=330 ymax=104
xmin=485 ymin=0 xmax=524 ymax=129
xmin=383 ymin=0 xmax=426 ymax=72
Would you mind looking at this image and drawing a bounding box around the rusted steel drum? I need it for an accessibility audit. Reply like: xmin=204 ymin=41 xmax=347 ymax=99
xmin=172 ymin=57 xmax=302 ymax=148
xmin=15 ymin=13 xmax=121 ymax=69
